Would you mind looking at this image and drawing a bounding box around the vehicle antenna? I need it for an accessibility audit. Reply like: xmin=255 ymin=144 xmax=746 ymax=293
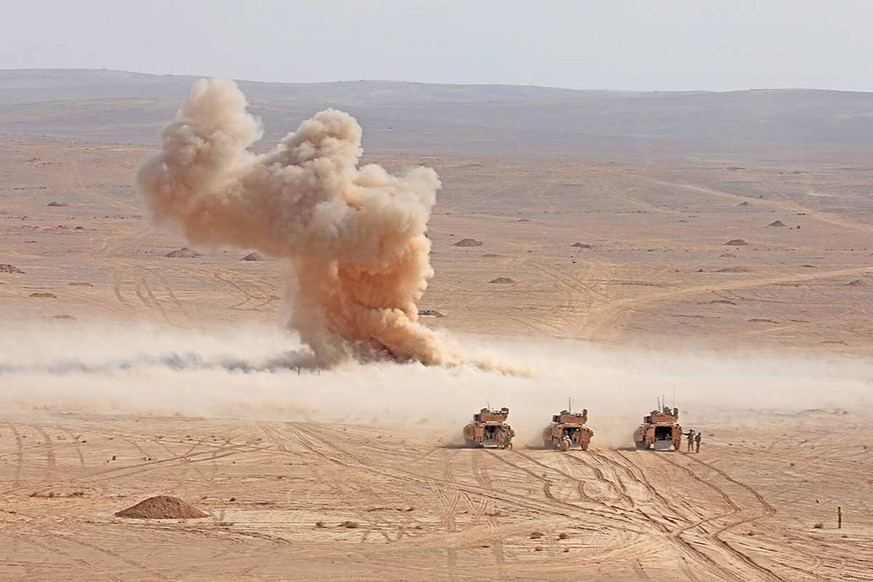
xmin=487 ymin=400 xmax=491 ymax=410
xmin=568 ymin=396 xmax=572 ymax=413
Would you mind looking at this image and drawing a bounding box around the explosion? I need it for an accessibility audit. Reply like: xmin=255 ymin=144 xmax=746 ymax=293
xmin=137 ymin=79 xmax=458 ymax=366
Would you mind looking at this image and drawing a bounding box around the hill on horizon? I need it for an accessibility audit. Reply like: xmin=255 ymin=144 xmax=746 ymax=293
xmin=2 ymin=68 xmax=873 ymax=161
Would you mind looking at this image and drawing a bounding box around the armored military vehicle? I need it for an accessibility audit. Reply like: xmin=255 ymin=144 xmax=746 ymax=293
xmin=633 ymin=405 xmax=682 ymax=451
xmin=542 ymin=409 xmax=593 ymax=451
xmin=463 ymin=407 xmax=514 ymax=449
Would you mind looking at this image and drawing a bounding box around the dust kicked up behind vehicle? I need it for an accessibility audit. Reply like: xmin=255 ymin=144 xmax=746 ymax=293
xmin=633 ymin=405 xmax=682 ymax=451
xmin=542 ymin=409 xmax=594 ymax=451
xmin=463 ymin=407 xmax=515 ymax=449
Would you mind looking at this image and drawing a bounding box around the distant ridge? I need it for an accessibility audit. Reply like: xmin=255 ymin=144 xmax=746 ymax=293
xmin=2 ymin=68 xmax=872 ymax=158
xmin=0 ymin=68 xmax=605 ymax=106
xmin=2 ymin=68 xmax=870 ymax=107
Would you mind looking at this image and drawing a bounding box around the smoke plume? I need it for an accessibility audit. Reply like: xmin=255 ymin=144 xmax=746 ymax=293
xmin=137 ymin=79 xmax=458 ymax=366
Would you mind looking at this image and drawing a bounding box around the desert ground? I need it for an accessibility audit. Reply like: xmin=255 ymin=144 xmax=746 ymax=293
xmin=1 ymin=71 xmax=872 ymax=580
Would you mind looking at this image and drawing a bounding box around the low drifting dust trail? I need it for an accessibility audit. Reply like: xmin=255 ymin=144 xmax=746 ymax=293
xmin=137 ymin=79 xmax=457 ymax=366
xmin=0 ymin=324 xmax=870 ymax=442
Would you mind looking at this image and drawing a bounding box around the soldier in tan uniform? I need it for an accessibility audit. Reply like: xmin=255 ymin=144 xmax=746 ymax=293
xmin=684 ymin=429 xmax=695 ymax=452
xmin=496 ymin=427 xmax=514 ymax=449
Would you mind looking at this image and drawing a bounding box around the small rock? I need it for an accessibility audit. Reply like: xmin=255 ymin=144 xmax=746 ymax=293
xmin=418 ymin=308 xmax=445 ymax=318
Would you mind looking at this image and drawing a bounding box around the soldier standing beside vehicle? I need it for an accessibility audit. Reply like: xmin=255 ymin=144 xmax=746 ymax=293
xmin=684 ymin=429 xmax=695 ymax=452
xmin=497 ymin=427 xmax=514 ymax=449
xmin=694 ymin=432 xmax=702 ymax=453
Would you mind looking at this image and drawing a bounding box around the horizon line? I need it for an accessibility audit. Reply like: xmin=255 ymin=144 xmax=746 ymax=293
xmin=1 ymin=67 xmax=871 ymax=96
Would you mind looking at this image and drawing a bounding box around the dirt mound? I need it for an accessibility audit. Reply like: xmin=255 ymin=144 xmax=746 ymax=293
xmin=0 ymin=264 xmax=25 ymax=274
xmin=47 ymin=201 xmax=69 ymax=207
xmin=571 ymin=242 xmax=592 ymax=249
xmin=767 ymin=220 xmax=786 ymax=227
xmin=737 ymin=201 xmax=751 ymax=207
xmin=709 ymin=299 xmax=737 ymax=305
xmin=714 ymin=266 xmax=752 ymax=273
xmin=489 ymin=277 xmax=515 ymax=284
xmin=165 ymin=248 xmax=200 ymax=258
xmin=115 ymin=496 xmax=208 ymax=519
xmin=68 ymin=281 xmax=93 ymax=287
xmin=30 ymin=292 xmax=56 ymax=299
xmin=796 ymin=408 xmax=849 ymax=417
xmin=847 ymin=279 xmax=866 ymax=287
xmin=481 ymin=253 xmax=500 ymax=258
xmin=453 ymin=238 xmax=483 ymax=247
xmin=719 ymin=253 xmax=737 ymax=258
xmin=724 ymin=239 xmax=748 ymax=246
xmin=49 ymin=314 xmax=76 ymax=320
xmin=749 ymin=318 xmax=778 ymax=324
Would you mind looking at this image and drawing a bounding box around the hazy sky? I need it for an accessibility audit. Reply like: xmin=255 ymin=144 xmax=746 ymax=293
xmin=3 ymin=0 xmax=871 ymax=91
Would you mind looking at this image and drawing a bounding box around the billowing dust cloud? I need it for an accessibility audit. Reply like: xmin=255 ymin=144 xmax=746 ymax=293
xmin=137 ymin=79 xmax=457 ymax=366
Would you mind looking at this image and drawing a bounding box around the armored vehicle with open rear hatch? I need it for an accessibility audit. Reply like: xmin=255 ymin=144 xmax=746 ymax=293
xmin=633 ymin=405 xmax=682 ymax=451
xmin=542 ymin=409 xmax=594 ymax=451
xmin=463 ymin=407 xmax=514 ymax=449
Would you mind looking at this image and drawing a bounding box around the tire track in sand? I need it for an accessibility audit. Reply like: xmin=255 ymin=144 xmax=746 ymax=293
xmin=470 ymin=451 xmax=506 ymax=570
xmin=657 ymin=454 xmax=785 ymax=582
xmin=5 ymin=422 xmax=23 ymax=488
xmin=33 ymin=425 xmax=57 ymax=479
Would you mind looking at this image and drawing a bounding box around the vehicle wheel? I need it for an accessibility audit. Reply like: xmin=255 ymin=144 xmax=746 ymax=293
xmin=635 ymin=441 xmax=646 ymax=450
xmin=580 ymin=442 xmax=589 ymax=451
xmin=559 ymin=439 xmax=570 ymax=452
xmin=464 ymin=439 xmax=477 ymax=448
xmin=543 ymin=440 xmax=552 ymax=450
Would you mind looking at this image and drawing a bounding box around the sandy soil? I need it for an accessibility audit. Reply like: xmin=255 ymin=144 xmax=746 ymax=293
xmin=1 ymin=136 xmax=872 ymax=580
xmin=1 ymin=411 xmax=871 ymax=581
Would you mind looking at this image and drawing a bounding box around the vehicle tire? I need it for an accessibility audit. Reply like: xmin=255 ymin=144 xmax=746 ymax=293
xmin=635 ymin=441 xmax=646 ymax=450
xmin=580 ymin=442 xmax=589 ymax=451
xmin=464 ymin=438 xmax=477 ymax=448
xmin=559 ymin=439 xmax=570 ymax=452
xmin=543 ymin=440 xmax=552 ymax=450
